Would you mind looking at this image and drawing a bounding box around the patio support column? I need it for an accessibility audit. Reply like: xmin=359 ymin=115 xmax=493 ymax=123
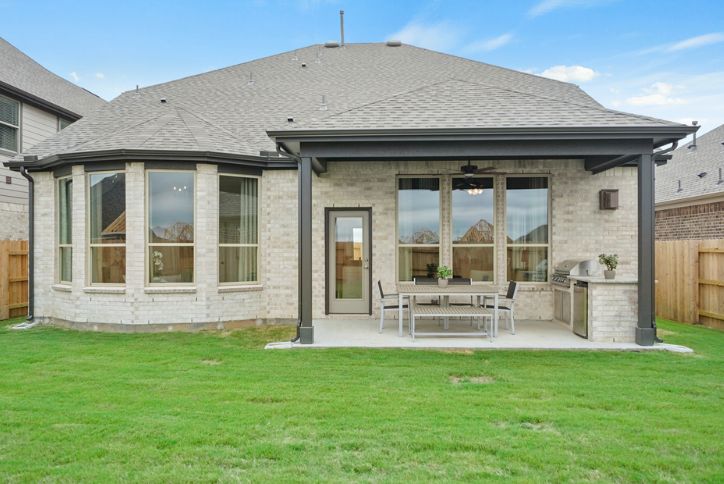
xmin=298 ymin=156 xmax=314 ymax=343
xmin=636 ymin=153 xmax=656 ymax=346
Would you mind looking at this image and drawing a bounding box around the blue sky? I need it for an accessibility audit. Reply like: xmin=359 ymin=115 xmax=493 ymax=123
xmin=3 ymin=0 xmax=724 ymax=134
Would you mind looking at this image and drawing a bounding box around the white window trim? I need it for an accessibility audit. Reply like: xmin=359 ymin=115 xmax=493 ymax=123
xmin=56 ymin=176 xmax=72 ymax=285
xmin=145 ymin=169 xmax=197 ymax=286
xmin=218 ymin=173 xmax=261 ymax=286
xmin=396 ymin=175 xmax=443 ymax=282
xmin=86 ymin=170 xmax=127 ymax=287
xmin=504 ymin=174 xmax=552 ymax=285
xmin=0 ymin=93 xmax=21 ymax=154
xmin=450 ymin=175 xmax=496 ymax=285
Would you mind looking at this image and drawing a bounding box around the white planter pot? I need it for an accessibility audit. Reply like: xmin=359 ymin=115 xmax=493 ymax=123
xmin=604 ymin=270 xmax=616 ymax=280
xmin=438 ymin=278 xmax=448 ymax=287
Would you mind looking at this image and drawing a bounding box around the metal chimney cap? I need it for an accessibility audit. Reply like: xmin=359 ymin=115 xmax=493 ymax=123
xmin=324 ymin=41 xmax=340 ymax=48
xmin=386 ymin=39 xmax=402 ymax=47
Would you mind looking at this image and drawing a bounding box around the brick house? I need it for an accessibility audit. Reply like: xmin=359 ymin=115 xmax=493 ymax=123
xmin=655 ymin=123 xmax=724 ymax=240
xmin=0 ymin=37 xmax=106 ymax=239
xmin=4 ymin=42 xmax=697 ymax=345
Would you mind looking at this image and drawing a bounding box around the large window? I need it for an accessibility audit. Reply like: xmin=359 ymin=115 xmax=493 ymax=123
xmin=0 ymin=94 xmax=20 ymax=152
xmin=452 ymin=177 xmax=495 ymax=282
xmin=147 ymin=171 xmax=194 ymax=284
xmin=219 ymin=175 xmax=258 ymax=284
xmin=88 ymin=172 xmax=126 ymax=284
xmin=506 ymin=176 xmax=549 ymax=282
xmin=397 ymin=177 xmax=440 ymax=281
xmin=57 ymin=177 xmax=73 ymax=283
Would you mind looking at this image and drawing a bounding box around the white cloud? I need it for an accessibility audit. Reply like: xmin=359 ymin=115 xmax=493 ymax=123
xmin=539 ymin=65 xmax=599 ymax=83
xmin=528 ymin=0 xmax=610 ymax=17
xmin=388 ymin=21 xmax=461 ymax=51
xmin=465 ymin=33 xmax=514 ymax=53
xmin=624 ymin=82 xmax=686 ymax=106
xmin=95 ymin=72 xmax=105 ymax=80
xmin=69 ymin=71 xmax=80 ymax=82
xmin=667 ymin=32 xmax=724 ymax=52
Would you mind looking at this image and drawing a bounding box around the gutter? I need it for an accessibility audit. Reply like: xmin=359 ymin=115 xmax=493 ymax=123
xmin=12 ymin=166 xmax=37 ymax=329
xmin=276 ymin=142 xmax=303 ymax=344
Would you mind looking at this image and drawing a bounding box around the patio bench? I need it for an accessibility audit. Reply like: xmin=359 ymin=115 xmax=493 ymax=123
xmin=411 ymin=304 xmax=493 ymax=342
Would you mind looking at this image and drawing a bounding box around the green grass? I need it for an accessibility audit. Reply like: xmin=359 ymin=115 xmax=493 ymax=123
xmin=0 ymin=318 xmax=722 ymax=482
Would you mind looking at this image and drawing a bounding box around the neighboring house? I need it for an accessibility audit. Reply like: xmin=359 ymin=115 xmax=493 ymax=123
xmin=655 ymin=124 xmax=724 ymax=240
xmin=0 ymin=37 xmax=106 ymax=239
xmin=4 ymin=42 xmax=696 ymax=345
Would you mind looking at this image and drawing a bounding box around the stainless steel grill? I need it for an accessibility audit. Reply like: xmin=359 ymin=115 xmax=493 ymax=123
xmin=551 ymin=259 xmax=595 ymax=287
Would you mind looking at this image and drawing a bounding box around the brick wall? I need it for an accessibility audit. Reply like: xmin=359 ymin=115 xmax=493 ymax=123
xmin=655 ymin=201 xmax=724 ymax=240
xmin=588 ymin=282 xmax=638 ymax=342
xmin=0 ymin=202 xmax=27 ymax=240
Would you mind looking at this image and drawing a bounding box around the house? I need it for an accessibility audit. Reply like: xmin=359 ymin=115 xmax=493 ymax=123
xmin=4 ymin=42 xmax=697 ymax=345
xmin=0 ymin=37 xmax=106 ymax=240
xmin=655 ymin=123 xmax=724 ymax=240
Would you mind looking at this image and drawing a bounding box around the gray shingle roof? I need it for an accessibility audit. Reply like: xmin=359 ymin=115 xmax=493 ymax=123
xmin=291 ymin=78 xmax=680 ymax=130
xmin=655 ymin=123 xmax=724 ymax=204
xmin=0 ymin=37 xmax=106 ymax=117
xmin=15 ymin=42 xmax=686 ymax=163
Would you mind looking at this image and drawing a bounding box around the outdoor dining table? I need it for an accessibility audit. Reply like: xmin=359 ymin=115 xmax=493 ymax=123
xmin=396 ymin=283 xmax=499 ymax=338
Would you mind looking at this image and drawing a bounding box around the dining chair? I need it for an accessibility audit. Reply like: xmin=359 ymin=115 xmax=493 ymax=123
xmin=377 ymin=280 xmax=407 ymax=333
xmin=483 ymin=281 xmax=519 ymax=334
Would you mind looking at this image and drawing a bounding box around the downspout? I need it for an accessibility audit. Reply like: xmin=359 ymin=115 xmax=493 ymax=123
xmin=275 ymin=142 xmax=303 ymax=343
xmin=13 ymin=166 xmax=36 ymax=328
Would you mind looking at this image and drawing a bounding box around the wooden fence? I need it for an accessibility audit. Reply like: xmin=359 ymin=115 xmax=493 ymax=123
xmin=656 ymin=239 xmax=724 ymax=328
xmin=0 ymin=240 xmax=28 ymax=320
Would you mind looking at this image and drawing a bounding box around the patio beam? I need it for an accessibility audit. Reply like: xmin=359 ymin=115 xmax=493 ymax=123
xmin=636 ymin=153 xmax=656 ymax=346
xmin=298 ymin=156 xmax=314 ymax=343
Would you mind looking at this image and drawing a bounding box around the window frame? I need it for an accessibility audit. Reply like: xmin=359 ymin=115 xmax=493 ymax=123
xmin=450 ymin=175 xmax=496 ymax=285
xmin=56 ymin=176 xmax=73 ymax=285
xmin=504 ymin=174 xmax=552 ymax=285
xmin=217 ymin=173 xmax=261 ymax=286
xmin=0 ymin=93 xmax=21 ymax=154
xmin=86 ymin=170 xmax=127 ymax=287
xmin=145 ymin=169 xmax=197 ymax=286
xmin=395 ymin=175 xmax=443 ymax=282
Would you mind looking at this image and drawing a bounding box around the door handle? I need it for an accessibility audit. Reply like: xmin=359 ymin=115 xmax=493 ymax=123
xmin=363 ymin=257 xmax=369 ymax=269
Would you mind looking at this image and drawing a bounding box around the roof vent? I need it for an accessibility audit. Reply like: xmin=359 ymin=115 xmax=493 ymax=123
xmin=324 ymin=41 xmax=339 ymax=48
xmin=248 ymin=72 xmax=254 ymax=85
xmin=677 ymin=180 xmax=682 ymax=192
xmin=386 ymin=39 xmax=402 ymax=47
xmin=287 ymin=117 xmax=294 ymax=123
xmin=160 ymin=98 xmax=167 ymax=104
xmin=319 ymin=95 xmax=328 ymax=111
xmin=301 ymin=62 xmax=307 ymax=68
xmin=698 ymin=172 xmax=707 ymax=178
xmin=719 ymin=168 xmax=723 ymax=184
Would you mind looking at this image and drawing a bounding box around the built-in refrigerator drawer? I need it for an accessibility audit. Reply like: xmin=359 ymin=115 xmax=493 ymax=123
xmin=554 ymin=288 xmax=571 ymax=325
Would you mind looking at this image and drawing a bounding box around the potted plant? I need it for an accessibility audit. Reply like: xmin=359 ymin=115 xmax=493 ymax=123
xmin=598 ymin=253 xmax=619 ymax=280
xmin=436 ymin=265 xmax=453 ymax=287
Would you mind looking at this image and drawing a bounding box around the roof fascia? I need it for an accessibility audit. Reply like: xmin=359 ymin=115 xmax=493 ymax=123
xmin=0 ymin=80 xmax=82 ymax=121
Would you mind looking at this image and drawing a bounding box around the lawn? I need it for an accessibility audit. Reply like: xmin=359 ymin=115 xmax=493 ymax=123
xmin=0 ymin=318 xmax=722 ymax=482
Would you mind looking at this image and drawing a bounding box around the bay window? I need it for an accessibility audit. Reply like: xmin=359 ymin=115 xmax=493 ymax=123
xmin=147 ymin=171 xmax=195 ymax=284
xmin=57 ymin=177 xmax=72 ymax=283
xmin=219 ymin=175 xmax=258 ymax=284
xmin=88 ymin=172 xmax=126 ymax=284
xmin=397 ymin=177 xmax=440 ymax=281
xmin=506 ymin=176 xmax=549 ymax=282
xmin=452 ymin=177 xmax=494 ymax=282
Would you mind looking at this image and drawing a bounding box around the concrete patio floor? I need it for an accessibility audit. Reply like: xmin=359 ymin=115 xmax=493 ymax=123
xmin=266 ymin=318 xmax=692 ymax=352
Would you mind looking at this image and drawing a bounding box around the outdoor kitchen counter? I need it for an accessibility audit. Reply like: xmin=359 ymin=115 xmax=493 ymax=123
xmin=569 ymin=276 xmax=638 ymax=343
xmin=569 ymin=275 xmax=638 ymax=284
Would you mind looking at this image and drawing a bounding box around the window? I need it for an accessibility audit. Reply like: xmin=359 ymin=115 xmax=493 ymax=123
xmin=58 ymin=118 xmax=73 ymax=131
xmin=452 ymin=177 xmax=495 ymax=282
xmin=0 ymin=94 xmax=20 ymax=152
xmin=88 ymin=172 xmax=126 ymax=284
xmin=219 ymin=175 xmax=258 ymax=284
xmin=147 ymin=171 xmax=194 ymax=284
xmin=397 ymin=177 xmax=440 ymax=281
xmin=57 ymin=177 xmax=73 ymax=283
xmin=506 ymin=176 xmax=549 ymax=282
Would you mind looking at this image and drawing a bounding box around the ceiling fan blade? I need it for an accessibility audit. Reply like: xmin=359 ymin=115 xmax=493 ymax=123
xmin=475 ymin=167 xmax=496 ymax=173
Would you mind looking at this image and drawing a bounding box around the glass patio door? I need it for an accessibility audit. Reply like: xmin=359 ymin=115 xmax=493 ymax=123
xmin=327 ymin=210 xmax=371 ymax=314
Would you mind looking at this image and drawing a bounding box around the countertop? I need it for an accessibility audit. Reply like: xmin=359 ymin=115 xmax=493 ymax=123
xmin=569 ymin=275 xmax=638 ymax=284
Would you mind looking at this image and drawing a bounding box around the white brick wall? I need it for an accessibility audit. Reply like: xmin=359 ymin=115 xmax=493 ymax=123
xmin=588 ymin=282 xmax=638 ymax=342
xmin=30 ymin=158 xmax=639 ymax=339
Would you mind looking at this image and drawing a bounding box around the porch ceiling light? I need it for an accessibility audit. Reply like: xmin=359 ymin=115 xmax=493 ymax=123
xmin=466 ymin=187 xmax=484 ymax=196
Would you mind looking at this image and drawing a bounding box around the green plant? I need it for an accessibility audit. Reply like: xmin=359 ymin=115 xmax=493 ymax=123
xmin=436 ymin=265 xmax=453 ymax=279
xmin=598 ymin=253 xmax=619 ymax=271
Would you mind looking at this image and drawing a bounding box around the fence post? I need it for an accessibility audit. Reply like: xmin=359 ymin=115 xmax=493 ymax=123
xmin=0 ymin=242 xmax=9 ymax=320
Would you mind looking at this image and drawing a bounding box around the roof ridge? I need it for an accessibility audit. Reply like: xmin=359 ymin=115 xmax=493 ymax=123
xmin=175 ymin=105 xmax=254 ymax=149
xmin=68 ymin=107 xmax=169 ymax=152
xmin=137 ymin=111 xmax=183 ymax=148
xmin=0 ymin=37 xmax=105 ymax=103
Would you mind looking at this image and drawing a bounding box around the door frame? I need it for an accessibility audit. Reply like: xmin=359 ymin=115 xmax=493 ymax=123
xmin=325 ymin=207 xmax=372 ymax=315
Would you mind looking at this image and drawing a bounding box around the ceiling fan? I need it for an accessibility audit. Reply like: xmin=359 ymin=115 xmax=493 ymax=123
xmin=459 ymin=160 xmax=499 ymax=177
